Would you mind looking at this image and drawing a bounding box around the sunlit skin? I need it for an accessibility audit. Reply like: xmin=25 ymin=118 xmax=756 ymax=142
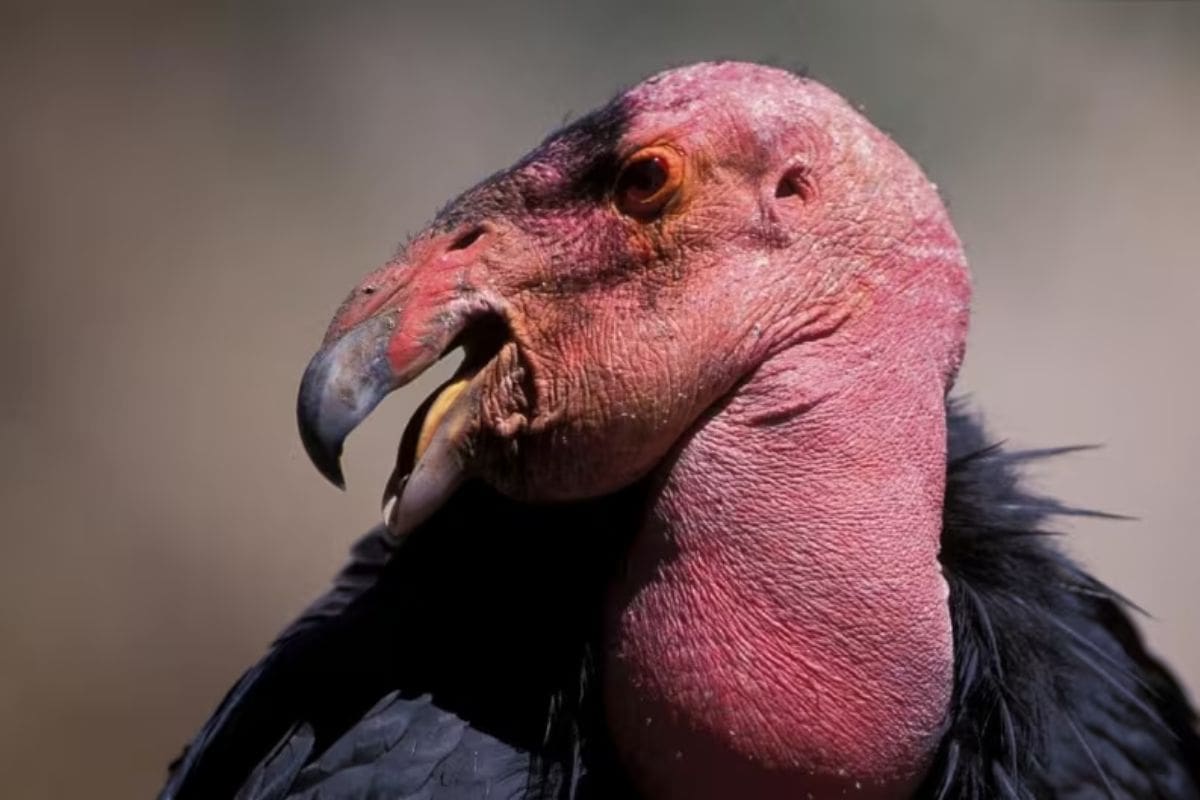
xmin=298 ymin=62 xmax=970 ymax=799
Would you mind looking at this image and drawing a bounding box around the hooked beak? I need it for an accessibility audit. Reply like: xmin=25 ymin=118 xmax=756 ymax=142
xmin=297 ymin=313 xmax=399 ymax=489
xmin=296 ymin=227 xmax=507 ymax=536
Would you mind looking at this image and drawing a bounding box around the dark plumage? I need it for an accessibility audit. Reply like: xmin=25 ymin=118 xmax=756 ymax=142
xmin=924 ymin=405 xmax=1200 ymax=799
xmin=162 ymin=404 xmax=1200 ymax=799
xmin=162 ymin=484 xmax=646 ymax=800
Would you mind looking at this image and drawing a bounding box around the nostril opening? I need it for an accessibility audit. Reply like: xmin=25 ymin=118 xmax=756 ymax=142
xmin=448 ymin=225 xmax=487 ymax=252
xmin=361 ymin=285 xmax=377 ymax=295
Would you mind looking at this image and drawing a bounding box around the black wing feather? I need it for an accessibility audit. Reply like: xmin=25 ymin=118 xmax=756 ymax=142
xmin=920 ymin=403 xmax=1200 ymax=799
xmin=164 ymin=529 xmax=397 ymax=800
xmin=161 ymin=484 xmax=646 ymax=800
xmin=233 ymin=723 xmax=315 ymax=800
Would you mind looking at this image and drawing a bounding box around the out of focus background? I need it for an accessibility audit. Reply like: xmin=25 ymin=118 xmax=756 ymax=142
xmin=3 ymin=2 xmax=1198 ymax=797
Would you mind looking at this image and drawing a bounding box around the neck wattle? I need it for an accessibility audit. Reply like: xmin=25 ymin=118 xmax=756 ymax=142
xmin=603 ymin=341 xmax=955 ymax=800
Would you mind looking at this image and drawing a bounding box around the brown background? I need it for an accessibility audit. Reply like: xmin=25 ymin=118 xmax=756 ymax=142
xmin=3 ymin=2 xmax=1198 ymax=797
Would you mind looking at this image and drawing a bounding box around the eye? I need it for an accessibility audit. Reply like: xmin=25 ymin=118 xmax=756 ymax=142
xmin=614 ymin=146 xmax=684 ymax=219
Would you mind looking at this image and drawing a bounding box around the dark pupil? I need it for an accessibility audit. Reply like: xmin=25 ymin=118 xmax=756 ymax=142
xmin=621 ymin=156 xmax=667 ymax=200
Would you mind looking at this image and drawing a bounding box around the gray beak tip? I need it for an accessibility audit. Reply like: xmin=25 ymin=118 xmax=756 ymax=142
xmin=299 ymin=422 xmax=347 ymax=489
xmin=297 ymin=367 xmax=349 ymax=489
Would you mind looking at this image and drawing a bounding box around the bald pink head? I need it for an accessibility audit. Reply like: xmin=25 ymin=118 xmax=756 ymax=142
xmin=299 ymin=62 xmax=970 ymax=799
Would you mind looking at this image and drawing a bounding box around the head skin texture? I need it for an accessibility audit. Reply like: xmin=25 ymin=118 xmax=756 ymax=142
xmin=300 ymin=62 xmax=971 ymax=799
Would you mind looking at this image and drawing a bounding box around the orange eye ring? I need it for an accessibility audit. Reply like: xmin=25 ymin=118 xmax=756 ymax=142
xmin=614 ymin=146 xmax=684 ymax=219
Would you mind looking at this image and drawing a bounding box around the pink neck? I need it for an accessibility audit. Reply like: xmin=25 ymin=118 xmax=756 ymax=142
xmin=604 ymin=331 xmax=954 ymax=800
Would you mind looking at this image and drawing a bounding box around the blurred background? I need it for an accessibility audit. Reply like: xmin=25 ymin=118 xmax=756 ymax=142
xmin=3 ymin=2 xmax=1198 ymax=797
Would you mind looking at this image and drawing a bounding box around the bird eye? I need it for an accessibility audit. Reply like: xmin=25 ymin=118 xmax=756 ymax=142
xmin=614 ymin=147 xmax=683 ymax=219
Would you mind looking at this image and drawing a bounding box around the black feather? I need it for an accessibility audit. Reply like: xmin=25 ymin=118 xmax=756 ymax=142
xmin=160 ymin=483 xmax=646 ymax=800
xmin=917 ymin=402 xmax=1200 ymax=798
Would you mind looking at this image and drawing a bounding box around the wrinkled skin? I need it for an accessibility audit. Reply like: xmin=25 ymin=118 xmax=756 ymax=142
xmin=305 ymin=64 xmax=960 ymax=505
xmin=299 ymin=62 xmax=970 ymax=799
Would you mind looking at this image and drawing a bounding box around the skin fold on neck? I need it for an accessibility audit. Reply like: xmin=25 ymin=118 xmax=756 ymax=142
xmin=603 ymin=325 xmax=955 ymax=800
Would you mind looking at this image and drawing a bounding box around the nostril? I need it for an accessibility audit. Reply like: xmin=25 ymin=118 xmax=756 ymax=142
xmin=361 ymin=285 xmax=377 ymax=295
xmin=448 ymin=225 xmax=487 ymax=252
